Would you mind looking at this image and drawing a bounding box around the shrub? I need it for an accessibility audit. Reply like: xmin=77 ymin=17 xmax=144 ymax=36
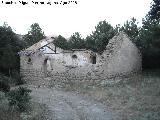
xmin=6 ymin=87 xmax=31 ymax=111
xmin=0 ymin=81 xmax=10 ymax=92
xmin=0 ymin=73 xmax=10 ymax=92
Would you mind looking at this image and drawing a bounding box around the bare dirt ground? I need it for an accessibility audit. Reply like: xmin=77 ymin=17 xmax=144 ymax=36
xmin=29 ymin=86 xmax=118 ymax=120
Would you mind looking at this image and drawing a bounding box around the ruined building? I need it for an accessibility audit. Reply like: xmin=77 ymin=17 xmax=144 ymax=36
xmin=19 ymin=32 xmax=142 ymax=86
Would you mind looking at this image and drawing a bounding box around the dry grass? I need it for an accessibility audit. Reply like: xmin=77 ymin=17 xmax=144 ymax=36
xmin=63 ymin=69 xmax=160 ymax=120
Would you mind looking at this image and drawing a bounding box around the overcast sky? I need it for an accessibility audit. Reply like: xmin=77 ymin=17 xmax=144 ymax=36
xmin=0 ymin=0 xmax=152 ymax=38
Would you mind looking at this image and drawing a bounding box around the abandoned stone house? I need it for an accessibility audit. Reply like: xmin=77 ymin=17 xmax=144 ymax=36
xmin=18 ymin=32 xmax=142 ymax=86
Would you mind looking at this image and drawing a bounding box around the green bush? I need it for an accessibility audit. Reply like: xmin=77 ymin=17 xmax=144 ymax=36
xmin=0 ymin=73 xmax=10 ymax=92
xmin=0 ymin=81 xmax=10 ymax=92
xmin=6 ymin=87 xmax=31 ymax=111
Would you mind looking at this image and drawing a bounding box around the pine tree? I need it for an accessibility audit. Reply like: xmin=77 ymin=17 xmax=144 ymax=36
xmin=23 ymin=23 xmax=45 ymax=46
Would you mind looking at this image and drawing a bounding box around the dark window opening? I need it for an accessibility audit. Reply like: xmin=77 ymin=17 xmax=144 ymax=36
xmin=91 ymin=56 xmax=96 ymax=64
xmin=72 ymin=54 xmax=77 ymax=59
xmin=28 ymin=58 xmax=31 ymax=63
xmin=43 ymin=59 xmax=48 ymax=77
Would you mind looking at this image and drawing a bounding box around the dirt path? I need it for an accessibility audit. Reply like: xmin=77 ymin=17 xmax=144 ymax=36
xmin=29 ymin=86 xmax=118 ymax=120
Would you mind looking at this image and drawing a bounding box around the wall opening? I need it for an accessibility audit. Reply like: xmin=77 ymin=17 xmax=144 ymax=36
xmin=28 ymin=58 xmax=31 ymax=62
xmin=91 ymin=56 xmax=96 ymax=64
xmin=43 ymin=58 xmax=48 ymax=77
xmin=27 ymin=57 xmax=32 ymax=64
xmin=72 ymin=54 xmax=77 ymax=59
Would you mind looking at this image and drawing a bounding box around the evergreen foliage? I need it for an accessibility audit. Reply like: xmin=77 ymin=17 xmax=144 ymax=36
xmin=149 ymin=0 xmax=160 ymax=20
xmin=53 ymin=35 xmax=69 ymax=50
xmin=0 ymin=23 xmax=24 ymax=77
xmin=139 ymin=15 xmax=160 ymax=68
xmin=68 ymin=32 xmax=85 ymax=49
xmin=23 ymin=23 xmax=45 ymax=46
xmin=85 ymin=21 xmax=116 ymax=53
xmin=119 ymin=17 xmax=140 ymax=46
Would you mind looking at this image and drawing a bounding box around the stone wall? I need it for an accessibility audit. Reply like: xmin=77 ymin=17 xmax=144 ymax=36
xmin=20 ymin=51 xmax=48 ymax=86
xmin=19 ymin=32 xmax=142 ymax=87
xmin=101 ymin=32 xmax=142 ymax=77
